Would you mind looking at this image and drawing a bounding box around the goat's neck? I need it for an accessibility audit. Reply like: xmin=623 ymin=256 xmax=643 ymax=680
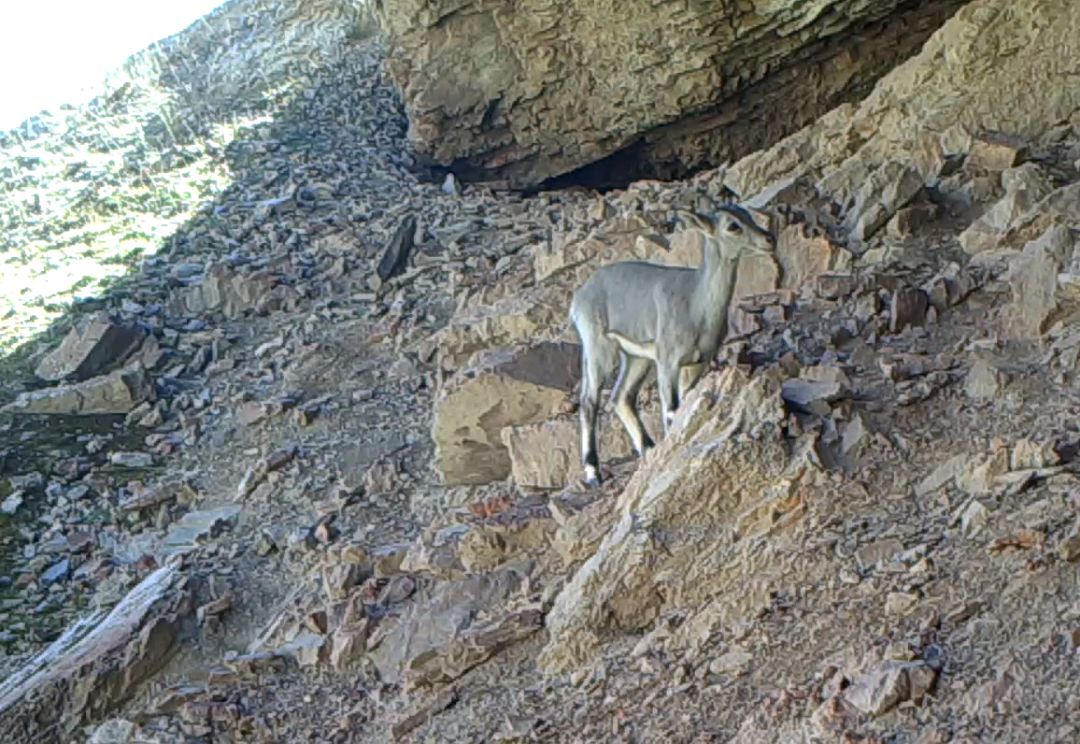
xmin=694 ymin=239 xmax=739 ymax=335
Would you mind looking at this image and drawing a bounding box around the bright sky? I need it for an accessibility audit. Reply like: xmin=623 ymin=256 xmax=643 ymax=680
xmin=0 ymin=0 xmax=225 ymax=130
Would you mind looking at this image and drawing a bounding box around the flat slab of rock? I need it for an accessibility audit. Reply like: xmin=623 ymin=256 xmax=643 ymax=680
xmin=3 ymin=367 xmax=153 ymax=416
xmin=402 ymin=606 xmax=544 ymax=689
xmin=501 ymin=416 xmax=647 ymax=490
xmin=432 ymin=341 xmax=581 ymax=485
xmin=158 ymin=505 xmax=242 ymax=559
xmin=367 ymin=568 xmax=525 ymax=684
xmin=34 ymin=312 xmax=145 ymax=382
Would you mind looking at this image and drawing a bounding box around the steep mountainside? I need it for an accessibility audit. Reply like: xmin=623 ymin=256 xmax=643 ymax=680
xmin=2 ymin=0 xmax=1080 ymax=742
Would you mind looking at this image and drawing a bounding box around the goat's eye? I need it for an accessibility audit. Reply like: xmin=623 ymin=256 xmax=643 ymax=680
xmin=726 ymin=221 xmax=743 ymax=233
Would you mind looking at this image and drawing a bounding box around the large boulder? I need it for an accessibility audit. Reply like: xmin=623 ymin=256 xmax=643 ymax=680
xmin=3 ymin=367 xmax=153 ymax=416
xmin=375 ymin=0 xmax=968 ymax=187
xmin=539 ymin=367 xmax=823 ymax=673
xmin=432 ymin=341 xmax=581 ymax=485
xmin=34 ymin=312 xmax=145 ymax=382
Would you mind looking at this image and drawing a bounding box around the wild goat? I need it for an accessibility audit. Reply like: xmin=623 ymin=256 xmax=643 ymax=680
xmin=569 ymin=203 xmax=775 ymax=486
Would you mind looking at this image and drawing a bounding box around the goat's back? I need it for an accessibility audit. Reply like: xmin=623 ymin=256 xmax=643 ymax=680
xmin=571 ymin=260 xmax=697 ymax=338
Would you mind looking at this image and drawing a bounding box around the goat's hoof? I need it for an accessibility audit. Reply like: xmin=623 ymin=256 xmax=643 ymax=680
xmin=581 ymin=475 xmax=602 ymax=490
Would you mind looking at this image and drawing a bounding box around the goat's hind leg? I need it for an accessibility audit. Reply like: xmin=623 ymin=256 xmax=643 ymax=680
xmin=611 ymin=352 xmax=654 ymax=457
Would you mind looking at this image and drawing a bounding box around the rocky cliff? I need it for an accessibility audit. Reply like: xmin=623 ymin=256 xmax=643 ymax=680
xmin=3 ymin=0 xmax=1080 ymax=742
xmin=376 ymin=0 xmax=969 ymax=187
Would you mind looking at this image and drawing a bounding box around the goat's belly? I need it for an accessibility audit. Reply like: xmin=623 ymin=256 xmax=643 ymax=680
xmin=606 ymin=330 xmax=658 ymax=361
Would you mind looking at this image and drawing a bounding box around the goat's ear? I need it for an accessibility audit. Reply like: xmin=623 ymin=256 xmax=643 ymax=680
xmin=675 ymin=210 xmax=712 ymax=234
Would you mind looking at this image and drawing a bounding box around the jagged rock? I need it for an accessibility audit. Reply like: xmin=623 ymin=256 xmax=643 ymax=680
xmin=843 ymin=660 xmax=938 ymax=717
xmin=0 ymin=565 xmax=190 ymax=742
xmin=889 ymin=288 xmax=930 ymax=333
xmin=541 ymin=368 xmax=811 ymax=672
xmin=965 ymin=358 xmax=1005 ymax=399
xmin=730 ymin=252 xmax=782 ymax=336
xmin=402 ymin=606 xmax=544 ymax=689
xmin=87 ymin=718 xmax=136 ymax=744
xmin=532 ymin=215 xmax=660 ymax=284
xmin=390 ymin=688 xmax=457 ymax=742
xmin=432 ymin=341 xmax=581 ymax=485
xmin=845 ymin=163 xmax=924 ymax=244
xmin=166 ymin=263 xmax=277 ymax=318
xmin=34 ymin=312 xmax=145 ymax=382
xmin=371 ymin=543 xmax=410 ymax=578
xmin=967 ymin=132 xmax=1029 ymax=171
xmin=158 ymin=506 xmax=241 ymax=558
xmin=960 ymin=500 xmax=989 ymax=537
xmin=1008 ymin=226 xmax=1069 ymax=337
xmin=781 ymin=379 xmax=844 ymax=416
xmin=815 ymin=273 xmax=857 ymax=301
xmin=3 ymin=367 xmax=153 ymax=416
xmin=1001 ymin=183 xmax=1080 ymax=253
xmin=887 ymin=202 xmax=940 ymax=240
xmin=1057 ymin=524 xmax=1080 ymax=562
xmin=367 ymin=568 xmax=526 ymax=684
xmin=437 ymin=286 xmax=571 ymax=372
xmin=377 ymin=0 xmax=965 ymax=186
xmin=958 ymin=163 xmax=1054 ymax=254
xmin=725 ymin=1 xmax=1080 ymax=232
xmin=549 ymin=496 xmax=617 ymax=568
xmin=376 ymin=213 xmax=418 ymax=283
xmin=400 ymin=523 xmax=471 ymax=579
xmin=776 ymin=225 xmax=850 ymax=292
xmin=1 ymin=491 xmax=23 ymax=516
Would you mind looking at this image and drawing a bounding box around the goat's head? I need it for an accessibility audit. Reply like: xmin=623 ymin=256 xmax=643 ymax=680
xmin=676 ymin=204 xmax=775 ymax=260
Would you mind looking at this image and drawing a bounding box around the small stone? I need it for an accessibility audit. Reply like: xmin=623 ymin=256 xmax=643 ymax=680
xmin=965 ymin=358 xmax=1004 ymax=399
xmin=88 ymin=718 xmax=137 ymax=744
xmin=109 ymin=451 xmax=154 ymax=468
xmin=961 ymin=500 xmax=989 ymax=537
xmin=889 ymin=288 xmax=929 ymax=333
xmin=781 ymin=378 xmax=844 ymax=415
xmin=885 ymin=591 xmax=919 ymax=617
xmin=1057 ymin=525 xmax=1080 ymax=562
xmin=1 ymin=490 xmax=24 ymax=515
xmin=854 ymin=538 xmax=903 ymax=572
xmin=236 ymin=401 xmax=267 ymax=426
xmin=815 ymin=272 xmax=856 ymax=300
xmin=40 ymin=558 xmax=70 ymax=586
xmin=255 ymin=531 xmax=279 ymax=556
xmin=967 ymin=132 xmax=1029 ymax=171
xmin=441 ymin=173 xmax=461 ymax=196
xmin=844 ymin=660 xmax=937 ymax=717
xmin=708 ymin=648 xmax=753 ymax=676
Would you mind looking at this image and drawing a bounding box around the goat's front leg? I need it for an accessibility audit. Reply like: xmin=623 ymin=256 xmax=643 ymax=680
xmin=656 ymin=359 xmax=680 ymax=437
